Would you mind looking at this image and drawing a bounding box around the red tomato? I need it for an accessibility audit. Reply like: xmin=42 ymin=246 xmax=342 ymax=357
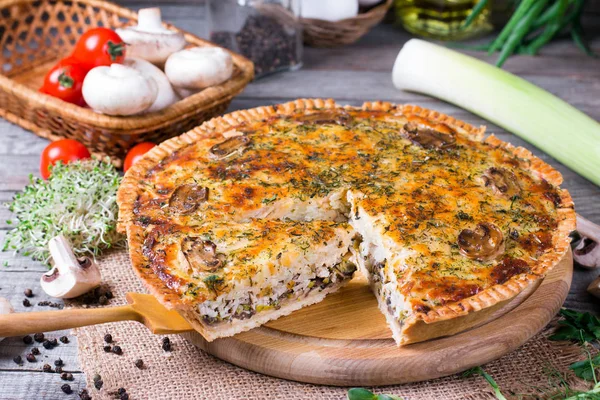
xmin=39 ymin=57 xmax=88 ymax=106
xmin=124 ymin=142 xmax=157 ymax=172
xmin=72 ymin=28 xmax=125 ymax=69
xmin=40 ymin=139 xmax=91 ymax=179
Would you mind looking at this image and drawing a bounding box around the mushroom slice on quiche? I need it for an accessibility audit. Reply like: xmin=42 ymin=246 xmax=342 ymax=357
xmin=118 ymin=99 xmax=575 ymax=345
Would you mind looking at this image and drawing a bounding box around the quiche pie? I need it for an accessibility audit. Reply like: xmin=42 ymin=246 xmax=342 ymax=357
xmin=117 ymin=99 xmax=575 ymax=345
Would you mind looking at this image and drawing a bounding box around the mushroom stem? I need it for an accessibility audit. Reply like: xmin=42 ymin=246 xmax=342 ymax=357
xmin=574 ymin=214 xmax=600 ymax=269
xmin=137 ymin=7 xmax=164 ymax=32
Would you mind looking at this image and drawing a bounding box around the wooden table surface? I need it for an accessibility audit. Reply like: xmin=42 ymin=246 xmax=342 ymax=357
xmin=0 ymin=3 xmax=599 ymax=398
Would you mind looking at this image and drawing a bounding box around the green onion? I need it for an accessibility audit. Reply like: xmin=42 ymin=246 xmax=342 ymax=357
xmin=392 ymin=39 xmax=600 ymax=186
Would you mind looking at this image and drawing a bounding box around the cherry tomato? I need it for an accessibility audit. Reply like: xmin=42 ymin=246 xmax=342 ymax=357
xmin=124 ymin=142 xmax=157 ymax=172
xmin=40 ymin=139 xmax=91 ymax=179
xmin=72 ymin=28 xmax=125 ymax=70
xmin=39 ymin=57 xmax=88 ymax=106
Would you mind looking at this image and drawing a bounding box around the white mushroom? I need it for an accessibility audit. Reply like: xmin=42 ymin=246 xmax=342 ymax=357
xmin=124 ymin=57 xmax=179 ymax=113
xmin=0 ymin=297 xmax=14 ymax=342
xmin=82 ymin=64 xmax=158 ymax=116
xmin=40 ymin=235 xmax=101 ymax=299
xmin=174 ymin=87 xmax=200 ymax=99
xmin=116 ymin=7 xmax=186 ymax=66
xmin=574 ymin=215 xmax=600 ymax=269
xmin=165 ymin=47 xmax=233 ymax=90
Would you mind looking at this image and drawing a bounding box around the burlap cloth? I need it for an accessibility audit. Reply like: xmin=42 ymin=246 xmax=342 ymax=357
xmin=72 ymin=250 xmax=589 ymax=399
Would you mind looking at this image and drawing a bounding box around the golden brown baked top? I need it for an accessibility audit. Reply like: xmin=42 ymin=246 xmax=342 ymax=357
xmin=118 ymin=99 xmax=575 ymax=324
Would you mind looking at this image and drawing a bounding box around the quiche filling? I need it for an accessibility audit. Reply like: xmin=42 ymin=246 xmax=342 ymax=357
xmin=199 ymin=257 xmax=356 ymax=325
xmin=119 ymin=100 xmax=575 ymax=345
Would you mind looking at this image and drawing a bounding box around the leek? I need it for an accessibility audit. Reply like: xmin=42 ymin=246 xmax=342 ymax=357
xmin=392 ymin=39 xmax=600 ymax=186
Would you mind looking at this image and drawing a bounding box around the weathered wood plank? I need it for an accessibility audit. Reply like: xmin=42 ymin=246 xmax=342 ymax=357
xmin=0 ymin=370 xmax=86 ymax=399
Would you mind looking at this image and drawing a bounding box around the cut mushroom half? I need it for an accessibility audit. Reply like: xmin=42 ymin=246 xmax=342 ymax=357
xmin=587 ymin=276 xmax=600 ymax=299
xmin=209 ymin=135 xmax=251 ymax=160
xmin=481 ymin=167 xmax=521 ymax=198
xmin=168 ymin=184 xmax=208 ymax=215
xmin=401 ymin=122 xmax=456 ymax=150
xmin=574 ymin=214 xmax=600 ymax=269
xmin=182 ymin=237 xmax=225 ymax=273
xmin=40 ymin=235 xmax=102 ymax=299
xmin=116 ymin=7 xmax=186 ymax=66
xmin=0 ymin=297 xmax=14 ymax=342
xmin=458 ymin=222 xmax=505 ymax=262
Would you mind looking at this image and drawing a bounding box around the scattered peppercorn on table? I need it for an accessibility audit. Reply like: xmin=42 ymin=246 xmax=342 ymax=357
xmin=0 ymin=2 xmax=599 ymax=398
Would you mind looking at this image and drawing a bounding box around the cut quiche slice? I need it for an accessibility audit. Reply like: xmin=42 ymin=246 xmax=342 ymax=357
xmin=118 ymin=99 xmax=575 ymax=345
xmin=127 ymin=219 xmax=356 ymax=340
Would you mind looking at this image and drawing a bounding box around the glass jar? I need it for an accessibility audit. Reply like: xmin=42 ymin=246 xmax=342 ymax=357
xmin=395 ymin=0 xmax=493 ymax=41
xmin=208 ymin=0 xmax=302 ymax=78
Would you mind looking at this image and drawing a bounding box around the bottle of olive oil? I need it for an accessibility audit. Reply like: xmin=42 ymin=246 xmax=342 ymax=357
xmin=395 ymin=0 xmax=492 ymax=41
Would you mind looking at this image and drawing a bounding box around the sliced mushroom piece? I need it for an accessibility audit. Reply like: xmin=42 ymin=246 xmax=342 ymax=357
xmin=168 ymin=184 xmax=208 ymax=215
xmin=182 ymin=238 xmax=224 ymax=272
xmin=40 ymin=235 xmax=102 ymax=299
xmin=458 ymin=222 xmax=505 ymax=262
xmin=574 ymin=215 xmax=600 ymax=269
xmin=209 ymin=135 xmax=251 ymax=160
xmin=481 ymin=167 xmax=521 ymax=198
xmin=295 ymin=111 xmax=351 ymax=126
xmin=401 ymin=122 xmax=456 ymax=150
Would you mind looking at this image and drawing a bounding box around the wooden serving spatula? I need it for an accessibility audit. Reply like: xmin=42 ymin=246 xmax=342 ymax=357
xmin=0 ymin=293 xmax=193 ymax=337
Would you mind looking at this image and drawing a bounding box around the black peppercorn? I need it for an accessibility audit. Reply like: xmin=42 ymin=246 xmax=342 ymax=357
xmin=120 ymin=394 xmax=129 ymax=400
xmin=50 ymin=338 xmax=58 ymax=346
xmin=105 ymin=290 xmax=114 ymax=299
xmin=104 ymin=333 xmax=113 ymax=343
xmin=94 ymin=379 xmax=104 ymax=390
xmin=61 ymin=384 xmax=73 ymax=394
xmin=24 ymin=288 xmax=33 ymax=297
xmin=55 ymin=358 xmax=64 ymax=367
xmin=79 ymin=389 xmax=92 ymax=400
xmin=134 ymin=359 xmax=144 ymax=369
xmin=112 ymin=345 xmax=123 ymax=355
xmin=103 ymin=345 xmax=112 ymax=353
xmin=92 ymin=374 xmax=101 ymax=382
xmin=98 ymin=295 xmax=108 ymax=305
xmin=26 ymin=353 xmax=36 ymax=362
xmin=55 ymin=366 xmax=63 ymax=374
xmin=61 ymin=372 xmax=74 ymax=381
xmin=33 ymin=332 xmax=45 ymax=342
xmin=43 ymin=339 xmax=54 ymax=350
xmin=42 ymin=363 xmax=53 ymax=372
xmin=22 ymin=298 xmax=31 ymax=307
xmin=117 ymin=388 xmax=126 ymax=395
xmin=161 ymin=337 xmax=171 ymax=352
xmin=23 ymin=335 xmax=33 ymax=344
xmin=13 ymin=355 xmax=22 ymax=364
xmin=31 ymin=347 xmax=40 ymax=355
xmin=60 ymin=336 xmax=69 ymax=344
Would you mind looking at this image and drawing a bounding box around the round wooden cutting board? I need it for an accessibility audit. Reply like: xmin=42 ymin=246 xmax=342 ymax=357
xmin=183 ymin=250 xmax=572 ymax=386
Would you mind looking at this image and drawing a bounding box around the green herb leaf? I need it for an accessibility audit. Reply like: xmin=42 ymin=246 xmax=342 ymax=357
xmin=463 ymin=366 xmax=507 ymax=400
xmin=549 ymin=309 xmax=600 ymax=344
xmin=347 ymin=388 xmax=402 ymax=400
xmin=570 ymin=354 xmax=600 ymax=382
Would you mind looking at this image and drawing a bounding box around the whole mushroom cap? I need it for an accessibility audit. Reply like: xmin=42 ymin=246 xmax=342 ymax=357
xmin=82 ymin=64 xmax=158 ymax=116
xmin=165 ymin=47 xmax=233 ymax=90
xmin=116 ymin=7 xmax=186 ymax=66
xmin=124 ymin=57 xmax=180 ymax=113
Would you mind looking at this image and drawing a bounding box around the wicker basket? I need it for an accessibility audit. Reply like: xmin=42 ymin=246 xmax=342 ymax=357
xmin=301 ymin=0 xmax=392 ymax=47
xmin=0 ymin=0 xmax=254 ymax=163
